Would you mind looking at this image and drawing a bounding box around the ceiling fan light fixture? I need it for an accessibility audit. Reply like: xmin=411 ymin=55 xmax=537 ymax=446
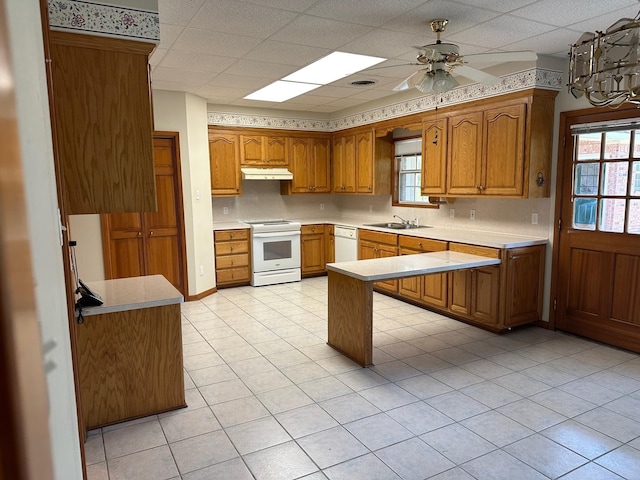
xmin=432 ymin=69 xmax=458 ymax=94
xmin=415 ymin=72 xmax=434 ymax=93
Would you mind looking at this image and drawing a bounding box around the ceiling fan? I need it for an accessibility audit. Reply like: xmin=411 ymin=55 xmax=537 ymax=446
xmin=393 ymin=19 xmax=538 ymax=94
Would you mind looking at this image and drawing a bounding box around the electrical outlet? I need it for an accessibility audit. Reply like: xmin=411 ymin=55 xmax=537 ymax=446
xmin=320 ymin=203 xmax=324 ymax=211
xmin=369 ymin=205 xmax=373 ymax=213
xmin=223 ymin=207 xmax=229 ymax=215
xmin=449 ymin=208 xmax=455 ymax=219
xmin=195 ymin=189 xmax=201 ymax=200
xmin=531 ymin=213 xmax=539 ymax=225
xmin=199 ymin=265 xmax=204 ymax=276
xmin=470 ymin=209 xmax=476 ymax=220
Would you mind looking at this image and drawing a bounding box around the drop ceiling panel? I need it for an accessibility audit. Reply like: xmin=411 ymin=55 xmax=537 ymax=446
xmin=171 ymin=28 xmax=264 ymax=56
xmin=224 ymin=59 xmax=299 ymax=79
xmin=510 ymin=0 xmax=639 ymax=27
xmin=503 ymin=28 xmax=581 ymax=56
xmin=206 ymin=74 xmax=270 ymax=90
xmin=159 ymin=50 xmax=237 ymax=73
xmin=240 ymin=0 xmax=320 ymax=12
xmin=152 ymin=67 xmax=217 ymax=85
xmin=568 ymin=5 xmax=640 ymax=34
xmin=305 ymin=0 xmax=430 ymax=27
xmin=270 ymin=16 xmax=373 ymax=49
xmin=448 ymin=16 xmax=557 ymax=49
xmin=242 ymin=41 xmax=331 ymax=67
xmin=195 ymin=85 xmax=250 ymax=98
xmin=340 ymin=29 xmax=435 ymax=58
xmin=150 ymin=48 xmax=168 ymax=66
xmin=158 ymin=0 xmax=205 ymax=26
xmin=158 ymin=24 xmax=183 ymax=50
xmin=187 ymin=0 xmax=300 ymax=38
xmin=456 ymin=0 xmax=542 ymax=13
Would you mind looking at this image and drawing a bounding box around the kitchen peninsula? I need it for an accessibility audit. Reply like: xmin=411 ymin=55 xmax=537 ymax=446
xmin=75 ymin=275 xmax=185 ymax=429
xmin=326 ymin=251 xmax=501 ymax=366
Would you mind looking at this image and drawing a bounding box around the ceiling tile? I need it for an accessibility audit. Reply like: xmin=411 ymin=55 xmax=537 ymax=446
xmin=152 ymin=67 xmax=217 ymax=85
xmin=568 ymin=5 xmax=640 ymax=34
xmin=270 ymin=15 xmax=373 ymax=49
xmin=158 ymin=0 xmax=205 ymax=26
xmin=187 ymin=0 xmax=300 ymax=38
xmin=171 ymin=28 xmax=263 ymax=57
xmin=223 ymin=59 xmax=299 ymax=79
xmin=510 ymin=0 xmax=638 ymax=27
xmin=206 ymin=73 xmax=269 ymax=90
xmin=306 ymin=0 xmax=428 ymax=27
xmin=149 ymin=48 xmax=168 ymax=66
xmin=453 ymin=0 xmax=541 ymax=13
xmin=339 ymin=29 xmax=433 ymax=58
xmin=158 ymin=23 xmax=184 ymax=50
xmin=283 ymin=95 xmax=332 ymax=106
xmin=196 ymin=84 xmax=250 ymax=98
xmin=348 ymin=89 xmax=397 ymax=101
xmin=311 ymin=85 xmax=363 ymax=98
xmin=159 ymin=50 xmax=237 ymax=73
xmin=447 ymin=16 xmax=557 ymax=49
xmin=241 ymin=0 xmax=319 ymax=12
xmin=501 ymin=27 xmax=581 ymax=55
xmin=323 ymin=97 xmax=369 ymax=108
xmin=307 ymin=104 xmax=343 ymax=113
xmin=242 ymin=41 xmax=331 ymax=67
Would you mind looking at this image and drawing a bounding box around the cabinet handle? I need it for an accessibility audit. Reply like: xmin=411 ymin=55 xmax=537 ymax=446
xmin=418 ymin=243 xmax=423 ymax=247
xmin=230 ymin=246 xmax=233 ymax=252
xmin=138 ymin=232 xmax=142 ymax=236
xmin=149 ymin=231 xmax=154 ymax=236
xmin=510 ymin=255 xmax=521 ymax=260
xmin=230 ymin=233 xmax=234 ymax=238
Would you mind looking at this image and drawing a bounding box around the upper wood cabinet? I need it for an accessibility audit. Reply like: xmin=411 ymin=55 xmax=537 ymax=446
xmin=281 ymin=135 xmax=331 ymax=194
xmin=209 ymin=131 xmax=241 ymax=196
xmin=332 ymin=128 xmax=392 ymax=195
xmin=49 ymin=31 xmax=156 ymax=214
xmin=421 ymin=118 xmax=448 ymax=196
xmin=441 ymin=90 xmax=555 ymax=198
xmin=240 ymin=135 xmax=288 ymax=166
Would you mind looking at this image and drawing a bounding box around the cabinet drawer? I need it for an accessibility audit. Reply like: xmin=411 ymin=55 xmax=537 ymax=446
xmin=215 ymin=241 xmax=249 ymax=256
xmin=358 ymin=229 xmax=397 ymax=246
xmin=399 ymin=236 xmax=447 ymax=252
xmin=216 ymin=267 xmax=250 ymax=284
xmin=215 ymin=253 xmax=249 ymax=269
xmin=450 ymin=243 xmax=500 ymax=259
xmin=301 ymin=224 xmax=325 ymax=235
xmin=214 ymin=229 xmax=249 ymax=242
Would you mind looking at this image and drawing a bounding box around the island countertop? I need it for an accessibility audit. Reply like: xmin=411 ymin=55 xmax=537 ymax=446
xmin=80 ymin=275 xmax=183 ymax=317
xmin=326 ymin=250 xmax=501 ymax=282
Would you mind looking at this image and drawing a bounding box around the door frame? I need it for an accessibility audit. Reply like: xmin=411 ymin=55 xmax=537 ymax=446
xmin=549 ymin=103 xmax=640 ymax=329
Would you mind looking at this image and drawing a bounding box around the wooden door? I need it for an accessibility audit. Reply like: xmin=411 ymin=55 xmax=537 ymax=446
xmin=482 ymin=104 xmax=525 ymax=196
xmin=355 ymin=131 xmax=374 ymax=193
xmin=103 ymin=133 xmax=187 ymax=295
xmin=447 ymin=111 xmax=483 ymax=195
xmin=144 ymin=137 xmax=185 ymax=293
xmin=290 ymin=137 xmax=310 ymax=193
xmin=301 ymin=226 xmax=325 ymax=275
xmin=470 ymin=266 xmax=500 ymax=326
xmin=240 ymin=135 xmax=263 ymax=165
xmin=554 ymin=108 xmax=640 ymax=352
xmin=421 ymin=118 xmax=447 ymax=195
xmin=209 ymin=133 xmax=241 ymax=196
xmin=265 ymin=136 xmax=288 ymax=165
xmin=312 ymin=137 xmax=331 ymax=193
xmin=504 ymin=245 xmax=545 ymax=326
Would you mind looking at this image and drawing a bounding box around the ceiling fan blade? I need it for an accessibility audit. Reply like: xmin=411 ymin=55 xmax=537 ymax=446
xmin=453 ymin=65 xmax=499 ymax=86
xmin=393 ymin=69 xmax=428 ymax=92
xmin=463 ymin=51 xmax=538 ymax=64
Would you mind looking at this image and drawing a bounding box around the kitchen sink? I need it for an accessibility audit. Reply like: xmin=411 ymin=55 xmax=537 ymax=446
xmin=365 ymin=222 xmax=432 ymax=230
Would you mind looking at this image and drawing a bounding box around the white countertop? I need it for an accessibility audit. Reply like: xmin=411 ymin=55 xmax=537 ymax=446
xmin=327 ymin=251 xmax=501 ymax=282
xmin=212 ymin=218 xmax=547 ymax=249
xmin=79 ymin=275 xmax=183 ymax=317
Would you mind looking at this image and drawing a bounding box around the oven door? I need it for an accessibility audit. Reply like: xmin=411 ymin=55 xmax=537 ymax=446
xmin=252 ymin=231 xmax=301 ymax=273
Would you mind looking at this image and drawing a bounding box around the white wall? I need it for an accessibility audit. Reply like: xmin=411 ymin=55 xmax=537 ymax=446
xmin=7 ymin=0 xmax=83 ymax=478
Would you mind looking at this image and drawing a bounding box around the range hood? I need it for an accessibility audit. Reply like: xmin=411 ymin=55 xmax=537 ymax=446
xmin=241 ymin=167 xmax=293 ymax=180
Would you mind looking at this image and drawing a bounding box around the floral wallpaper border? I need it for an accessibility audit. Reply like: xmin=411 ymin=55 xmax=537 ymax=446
xmin=48 ymin=0 xmax=159 ymax=42
xmin=208 ymin=67 xmax=564 ymax=132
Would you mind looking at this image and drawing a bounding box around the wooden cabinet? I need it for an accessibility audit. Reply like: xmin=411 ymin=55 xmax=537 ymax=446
xmin=240 ymin=135 xmax=288 ymax=166
xmin=332 ymin=128 xmax=392 ymax=195
xmin=326 ymin=225 xmax=335 ymax=264
xmin=503 ymin=245 xmax=545 ymax=327
xmin=358 ymin=229 xmax=398 ymax=293
xmin=49 ymin=31 xmax=156 ymax=214
xmin=421 ymin=118 xmax=448 ymax=196
xmin=398 ymin=236 xmax=448 ymax=308
xmin=447 ymin=111 xmax=484 ymax=196
xmin=301 ymin=225 xmax=326 ymax=276
xmin=209 ymin=131 xmax=241 ymax=196
xmin=282 ymin=136 xmax=331 ymax=194
xmin=214 ymin=229 xmax=250 ymax=287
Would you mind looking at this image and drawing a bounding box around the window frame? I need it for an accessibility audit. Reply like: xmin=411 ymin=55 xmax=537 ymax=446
xmin=391 ymin=136 xmax=439 ymax=209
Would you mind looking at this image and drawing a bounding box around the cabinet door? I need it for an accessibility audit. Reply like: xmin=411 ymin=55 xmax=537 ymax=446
xmin=422 ymin=273 xmax=448 ymax=308
xmin=289 ymin=137 xmax=310 ymax=193
xmin=326 ymin=225 xmax=335 ymax=264
xmin=265 ymin=136 xmax=288 ymax=165
xmin=343 ymin=135 xmax=357 ymax=192
xmin=422 ymin=118 xmax=447 ymax=195
xmin=358 ymin=239 xmax=377 ymax=261
xmin=399 ymin=248 xmax=422 ymax=300
xmin=470 ymin=266 xmax=500 ymax=326
xmin=483 ymin=104 xmax=526 ymax=196
xmin=209 ymin=134 xmax=241 ymax=196
xmin=107 ymin=231 xmax=145 ymax=279
xmin=504 ymin=245 xmax=544 ymax=326
xmin=332 ymin=136 xmax=345 ymax=193
xmin=312 ymin=138 xmax=331 ymax=193
xmin=355 ymin=132 xmax=374 ymax=193
xmin=50 ymin=32 xmax=155 ymax=214
xmin=448 ymin=270 xmax=471 ymax=318
xmin=301 ymin=231 xmax=326 ymax=275
xmin=375 ymin=243 xmax=398 ymax=293
xmin=447 ymin=111 xmax=483 ymax=195
xmin=240 ymin=135 xmax=263 ymax=165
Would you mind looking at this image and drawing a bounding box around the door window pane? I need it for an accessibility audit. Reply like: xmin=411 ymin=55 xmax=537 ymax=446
xmin=632 ymin=162 xmax=640 ymax=196
xmin=601 ymin=162 xmax=628 ymax=196
xmin=599 ymin=198 xmax=626 ymax=232
xmin=575 ymin=163 xmax=599 ymax=195
xmin=573 ymin=198 xmax=597 ymax=230
xmin=628 ymin=199 xmax=640 ymax=234
xmin=576 ymin=132 xmax=601 ymax=161
xmin=604 ymin=130 xmax=631 ymax=159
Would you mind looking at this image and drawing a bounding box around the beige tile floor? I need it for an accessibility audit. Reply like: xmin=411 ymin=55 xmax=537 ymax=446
xmin=85 ymin=277 xmax=640 ymax=480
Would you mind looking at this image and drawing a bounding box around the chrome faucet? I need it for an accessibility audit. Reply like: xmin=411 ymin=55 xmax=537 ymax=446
xmin=393 ymin=214 xmax=410 ymax=225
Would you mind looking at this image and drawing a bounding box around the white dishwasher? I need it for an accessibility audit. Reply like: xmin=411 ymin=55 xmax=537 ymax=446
xmin=334 ymin=225 xmax=358 ymax=262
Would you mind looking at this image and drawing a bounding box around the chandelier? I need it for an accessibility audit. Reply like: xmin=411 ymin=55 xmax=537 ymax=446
xmin=569 ymin=11 xmax=640 ymax=107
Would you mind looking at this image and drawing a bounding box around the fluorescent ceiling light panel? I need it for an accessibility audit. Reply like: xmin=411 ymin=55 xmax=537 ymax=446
xmin=283 ymin=52 xmax=386 ymax=85
xmin=244 ymin=80 xmax=321 ymax=102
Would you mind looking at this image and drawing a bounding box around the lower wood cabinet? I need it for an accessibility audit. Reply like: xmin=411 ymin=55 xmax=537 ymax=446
xmin=398 ymin=236 xmax=448 ymax=308
xmin=358 ymin=229 xmax=398 ymax=293
xmin=214 ymin=229 xmax=250 ymax=287
xmin=301 ymin=224 xmax=326 ymax=276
